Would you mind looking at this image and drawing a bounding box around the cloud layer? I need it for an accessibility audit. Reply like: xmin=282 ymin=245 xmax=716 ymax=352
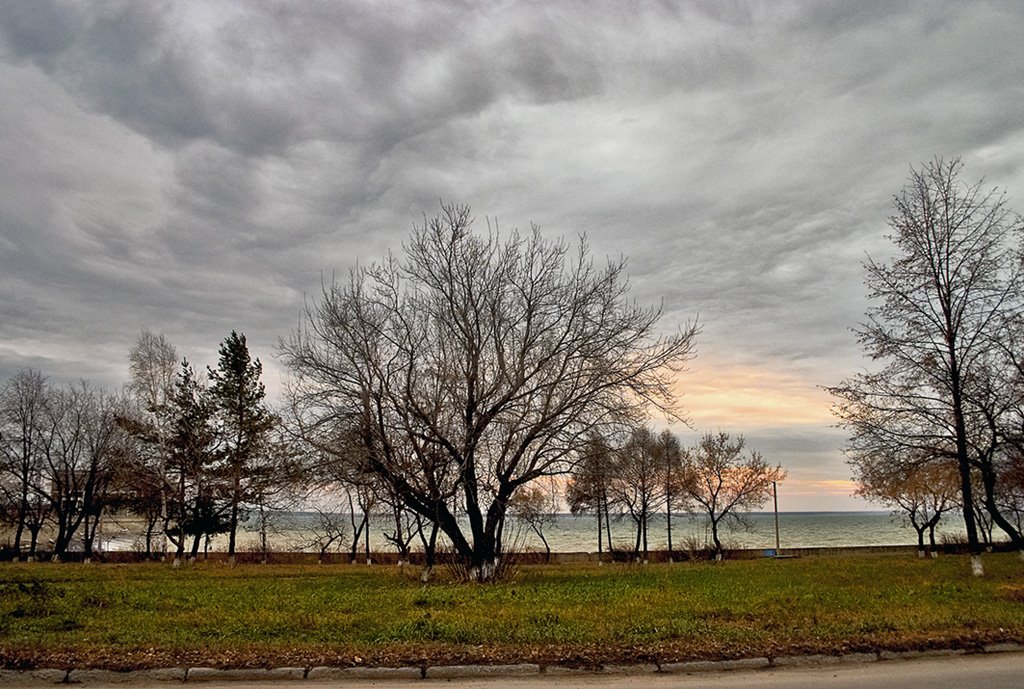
xmin=3 ymin=1 xmax=1023 ymax=509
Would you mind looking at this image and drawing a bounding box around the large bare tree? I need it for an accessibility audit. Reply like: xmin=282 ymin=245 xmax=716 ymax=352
xmin=283 ymin=203 xmax=698 ymax=580
xmin=33 ymin=383 xmax=127 ymax=561
xmin=828 ymin=158 xmax=1024 ymax=574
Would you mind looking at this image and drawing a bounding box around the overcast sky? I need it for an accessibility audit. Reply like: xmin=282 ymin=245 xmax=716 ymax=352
xmin=2 ymin=1 xmax=1024 ymax=512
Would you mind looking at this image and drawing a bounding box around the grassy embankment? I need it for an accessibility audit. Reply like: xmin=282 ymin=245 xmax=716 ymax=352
xmin=1 ymin=552 xmax=1023 ymax=670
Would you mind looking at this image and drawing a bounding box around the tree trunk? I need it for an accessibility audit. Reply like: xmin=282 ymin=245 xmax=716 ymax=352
xmin=949 ymin=363 xmax=982 ymax=572
xmin=603 ymin=496 xmax=613 ymax=555
xmin=711 ymin=518 xmax=722 ymax=560
xmin=349 ymin=510 xmax=366 ymax=565
xmin=537 ymin=527 xmax=551 ymax=564
xmin=978 ymin=462 xmax=1024 ymax=550
xmin=419 ymin=520 xmax=439 ymax=583
xmin=666 ymin=504 xmax=673 ymax=563
xmin=364 ymin=510 xmax=371 ymax=565
xmin=27 ymin=527 xmax=40 ymax=561
xmin=82 ymin=512 xmax=95 ymax=562
xmin=188 ymin=531 xmax=202 ymax=563
xmin=227 ymin=498 xmax=239 ymax=567
xmin=641 ymin=511 xmax=649 ymax=563
xmin=12 ymin=489 xmax=27 ymax=559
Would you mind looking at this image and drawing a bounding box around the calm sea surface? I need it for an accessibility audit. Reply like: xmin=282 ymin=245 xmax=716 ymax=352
xmin=209 ymin=510 xmax=969 ymax=554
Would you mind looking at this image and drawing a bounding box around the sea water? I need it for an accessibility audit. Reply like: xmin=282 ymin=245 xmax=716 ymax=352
xmin=210 ymin=510 xmax=967 ymax=555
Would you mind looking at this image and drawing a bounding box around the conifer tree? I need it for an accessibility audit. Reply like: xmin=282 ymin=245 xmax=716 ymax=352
xmin=208 ymin=331 xmax=274 ymax=564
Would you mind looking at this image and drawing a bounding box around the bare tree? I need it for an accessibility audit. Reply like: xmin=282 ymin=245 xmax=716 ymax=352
xmin=828 ymin=158 xmax=1024 ymax=575
xmin=658 ymin=429 xmax=685 ymax=561
xmin=0 ymin=369 xmax=48 ymax=559
xmin=283 ymin=203 xmax=698 ymax=581
xmin=32 ymin=383 xmax=127 ymax=561
xmin=128 ymin=330 xmax=178 ymax=419
xmin=680 ymin=431 xmax=785 ymax=560
xmin=853 ymin=452 xmax=961 ymax=557
xmin=508 ymin=478 xmax=559 ymax=563
xmin=124 ymin=330 xmax=178 ymax=558
xmin=566 ymin=435 xmax=616 ymax=561
xmin=304 ymin=506 xmax=349 ymax=564
xmin=607 ymin=426 xmax=666 ymax=562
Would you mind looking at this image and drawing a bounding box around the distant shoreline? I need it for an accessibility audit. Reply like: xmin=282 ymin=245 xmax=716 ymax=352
xmin=21 ymin=541 xmax=1011 ymax=566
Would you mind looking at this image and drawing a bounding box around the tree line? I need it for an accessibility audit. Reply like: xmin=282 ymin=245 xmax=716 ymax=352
xmin=830 ymin=158 xmax=1024 ymax=574
xmin=0 ymin=331 xmax=285 ymax=564
xmin=0 ymin=203 xmax=789 ymax=578
xmin=0 ymin=348 xmax=781 ymax=570
xmin=7 ymin=164 xmax=1017 ymax=579
xmin=567 ymin=428 xmax=783 ymax=562
xmin=0 ymin=343 xmax=781 ymax=569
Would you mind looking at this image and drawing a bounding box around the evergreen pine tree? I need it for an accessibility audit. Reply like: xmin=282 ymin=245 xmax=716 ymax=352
xmin=208 ymin=331 xmax=274 ymax=564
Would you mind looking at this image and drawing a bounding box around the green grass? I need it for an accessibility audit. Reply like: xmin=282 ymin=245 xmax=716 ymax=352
xmin=1 ymin=553 xmax=1023 ymax=669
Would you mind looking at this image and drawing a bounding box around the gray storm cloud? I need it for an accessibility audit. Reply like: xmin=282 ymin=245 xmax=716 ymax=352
xmin=1 ymin=0 xmax=1023 ymax=508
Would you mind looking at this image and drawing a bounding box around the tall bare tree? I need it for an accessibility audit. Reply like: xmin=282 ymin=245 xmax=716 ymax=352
xmin=0 ymin=369 xmax=48 ymax=559
xmin=566 ymin=434 xmax=616 ymax=561
xmin=128 ymin=330 xmax=178 ymax=418
xmin=657 ymin=429 xmax=684 ymax=561
xmin=607 ymin=426 xmax=666 ymax=562
xmin=828 ymin=158 xmax=1024 ymax=574
xmin=283 ymin=203 xmax=698 ymax=581
xmin=123 ymin=330 xmax=179 ymax=557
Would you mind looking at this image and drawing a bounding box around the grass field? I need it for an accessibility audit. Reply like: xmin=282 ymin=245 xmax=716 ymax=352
xmin=1 ymin=552 xmax=1023 ymax=669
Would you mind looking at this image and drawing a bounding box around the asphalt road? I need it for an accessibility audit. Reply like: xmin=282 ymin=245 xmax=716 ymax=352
xmin=57 ymin=653 xmax=1023 ymax=689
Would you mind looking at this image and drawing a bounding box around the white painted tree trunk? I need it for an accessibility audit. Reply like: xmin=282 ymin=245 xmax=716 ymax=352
xmin=469 ymin=560 xmax=497 ymax=582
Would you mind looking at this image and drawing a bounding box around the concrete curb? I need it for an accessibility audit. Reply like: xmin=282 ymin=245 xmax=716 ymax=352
xmin=660 ymin=657 xmax=771 ymax=673
xmin=878 ymin=648 xmax=968 ymax=661
xmin=307 ymin=666 xmax=422 ymax=680
xmin=2 ymin=645 xmax=1021 ymax=684
xmin=424 ymin=663 xmax=540 ymax=679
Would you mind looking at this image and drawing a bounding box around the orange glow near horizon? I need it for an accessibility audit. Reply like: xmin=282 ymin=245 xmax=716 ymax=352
xmin=781 ymin=478 xmax=857 ymax=498
xmin=676 ymin=359 xmax=834 ymax=429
